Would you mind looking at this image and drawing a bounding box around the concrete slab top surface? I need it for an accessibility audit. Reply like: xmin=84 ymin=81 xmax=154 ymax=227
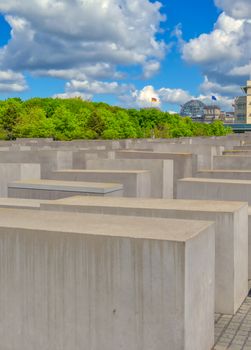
xmin=198 ymin=169 xmax=251 ymax=173
xmin=118 ymin=150 xmax=193 ymax=156
xmin=54 ymin=169 xmax=149 ymax=174
xmin=0 ymin=197 xmax=47 ymax=208
xmin=217 ymin=154 xmax=251 ymax=157
xmin=178 ymin=177 xmax=251 ymax=185
xmin=0 ymin=208 xmax=213 ymax=242
xmin=8 ymin=179 xmax=123 ymax=193
xmin=43 ymin=196 xmax=246 ymax=213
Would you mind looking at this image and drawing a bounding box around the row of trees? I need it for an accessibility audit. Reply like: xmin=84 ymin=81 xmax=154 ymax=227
xmin=0 ymin=97 xmax=232 ymax=140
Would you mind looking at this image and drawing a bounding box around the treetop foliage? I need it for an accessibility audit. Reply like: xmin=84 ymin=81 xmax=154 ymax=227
xmin=0 ymin=97 xmax=232 ymax=140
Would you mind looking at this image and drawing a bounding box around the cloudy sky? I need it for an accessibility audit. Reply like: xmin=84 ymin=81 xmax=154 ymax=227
xmin=0 ymin=0 xmax=250 ymax=112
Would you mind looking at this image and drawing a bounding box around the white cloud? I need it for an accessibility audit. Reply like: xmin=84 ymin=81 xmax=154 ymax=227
xmin=116 ymin=82 xmax=235 ymax=112
xmin=142 ymin=60 xmax=160 ymax=79
xmin=200 ymin=76 xmax=240 ymax=96
xmin=0 ymin=70 xmax=27 ymax=92
xmin=229 ymin=64 xmax=251 ymax=77
xmin=53 ymin=91 xmax=92 ymax=100
xmin=65 ymin=79 xmax=132 ymax=95
xmin=34 ymin=64 xmax=124 ymax=81
xmin=0 ymin=0 xmax=166 ymax=83
xmin=182 ymin=13 xmax=245 ymax=65
xmin=180 ymin=0 xmax=251 ymax=100
xmin=134 ymin=85 xmax=161 ymax=108
xmin=197 ymin=94 xmax=234 ymax=111
xmin=215 ymin=0 xmax=251 ymax=19
xmin=158 ymin=87 xmax=193 ymax=105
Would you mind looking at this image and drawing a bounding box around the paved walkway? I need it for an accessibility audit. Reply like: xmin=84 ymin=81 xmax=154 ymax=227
xmin=214 ymin=294 xmax=251 ymax=349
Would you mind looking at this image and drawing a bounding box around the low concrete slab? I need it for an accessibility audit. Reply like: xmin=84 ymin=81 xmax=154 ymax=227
xmin=0 ymin=197 xmax=46 ymax=209
xmin=85 ymin=158 xmax=173 ymax=198
xmin=196 ymin=169 xmax=251 ymax=180
xmin=47 ymin=169 xmax=151 ymax=198
xmin=177 ymin=177 xmax=251 ymax=205
xmin=8 ymin=179 xmax=124 ymax=199
xmin=40 ymin=196 xmax=248 ymax=314
xmin=0 ymin=208 xmax=214 ymax=350
xmin=214 ymin=155 xmax=251 ymax=170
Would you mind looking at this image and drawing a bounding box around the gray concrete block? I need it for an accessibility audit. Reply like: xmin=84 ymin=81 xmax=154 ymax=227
xmin=196 ymin=169 xmax=251 ymax=181
xmin=214 ymin=155 xmax=251 ymax=170
xmin=139 ymin=142 xmax=223 ymax=170
xmin=8 ymin=179 xmax=124 ymax=199
xmin=0 ymin=209 xmax=215 ymax=350
xmin=41 ymin=196 xmax=247 ymax=315
xmin=115 ymin=150 xmax=196 ymax=197
xmin=47 ymin=169 xmax=151 ymax=198
xmin=177 ymin=177 xmax=251 ymax=205
xmin=0 ymin=163 xmax=40 ymax=196
xmin=0 ymin=197 xmax=46 ymax=209
xmin=85 ymin=158 xmax=173 ymax=198
xmin=0 ymin=150 xmax=73 ymax=177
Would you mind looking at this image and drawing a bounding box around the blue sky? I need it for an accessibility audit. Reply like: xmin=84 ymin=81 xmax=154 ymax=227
xmin=0 ymin=0 xmax=250 ymax=112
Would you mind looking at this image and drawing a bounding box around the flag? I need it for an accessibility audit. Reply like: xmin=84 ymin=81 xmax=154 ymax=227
xmin=151 ymin=97 xmax=158 ymax=102
xmin=212 ymin=95 xmax=217 ymax=101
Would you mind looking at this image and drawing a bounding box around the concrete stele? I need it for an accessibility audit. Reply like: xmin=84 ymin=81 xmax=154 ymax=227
xmin=40 ymin=196 xmax=248 ymax=315
xmin=0 ymin=208 xmax=215 ymax=350
xmin=48 ymin=169 xmax=151 ymax=198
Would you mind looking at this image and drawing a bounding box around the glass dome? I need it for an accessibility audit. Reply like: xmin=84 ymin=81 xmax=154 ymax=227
xmin=180 ymin=100 xmax=206 ymax=118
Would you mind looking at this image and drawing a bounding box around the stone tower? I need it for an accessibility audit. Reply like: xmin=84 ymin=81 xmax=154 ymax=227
xmin=241 ymin=80 xmax=251 ymax=124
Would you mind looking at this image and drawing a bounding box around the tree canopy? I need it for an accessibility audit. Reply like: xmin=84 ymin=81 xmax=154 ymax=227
xmin=0 ymin=97 xmax=232 ymax=140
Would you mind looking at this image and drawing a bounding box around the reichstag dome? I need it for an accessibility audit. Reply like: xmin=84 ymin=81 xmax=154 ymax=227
xmin=180 ymin=100 xmax=206 ymax=118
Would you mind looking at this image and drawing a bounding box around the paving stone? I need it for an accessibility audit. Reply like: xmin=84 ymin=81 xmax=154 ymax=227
xmin=214 ymin=295 xmax=251 ymax=349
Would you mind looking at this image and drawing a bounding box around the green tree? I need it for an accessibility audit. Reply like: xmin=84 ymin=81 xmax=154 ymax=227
xmin=0 ymin=98 xmax=24 ymax=139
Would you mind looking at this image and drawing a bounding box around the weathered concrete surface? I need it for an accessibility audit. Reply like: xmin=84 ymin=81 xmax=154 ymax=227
xmin=0 ymin=197 xmax=46 ymax=209
xmin=223 ymin=149 xmax=251 ymax=155
xmin=177 ymin=177 xmax=251 ymax=205
xmin=0 ymin=209 xmax=215 ymax=350
xmin=47 ymin=169 xmax=151 ymax=198
xmin=115 ymin=150 xmax=196 ymax=197
xmin=196 ymin=169 xmax=251 ymax=180
xmin=134 ymin=142 xmax=224 ymax=170
xmin=41 ymin=196 xmax=247 ymax=314
xmin=85 ymin=158 xmax=173 ymax=198
xmin=248 ymin=207 xmax=251 ymax=279
xmin=0 ymin=163 xmax=40 ymax=196
xmin=214 ymin=155 xmax=251 ymax=170
xmin=0 ymin=149 xmax=73 ymax=177
xmin=8 ymin=179 xmax=124 ymax=199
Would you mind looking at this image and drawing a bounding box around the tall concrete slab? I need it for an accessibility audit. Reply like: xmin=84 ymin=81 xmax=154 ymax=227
xmin=85 ymin=158 xmax=173 ymax=198
xmin=0 ymin=149 xmax=73 ymax=177
xmin=0 ymin=209 xmax=215 ymax=350
xmin=0 ymin=163 xmax=40 ymax=196
xmin=41 ymin=196 xmax=247 ymax=315
xmin=115 ymin=150 xmax=196 ymax=197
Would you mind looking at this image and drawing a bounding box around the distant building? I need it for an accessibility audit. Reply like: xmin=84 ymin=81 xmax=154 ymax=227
xmin=203 ymin=105 xmax=221 ymax=123
xmin=180 ymin=100 xmax=206 ymax=120
xmin=180 ymin=100 xmax=223 ymax=123
xmin=234 ymin=96 xmax=246 ymax=123
xmin=222 ymin=112 xmax=235 ymax=124
xmin=234 ymin=80 xmax=251 ymax=124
